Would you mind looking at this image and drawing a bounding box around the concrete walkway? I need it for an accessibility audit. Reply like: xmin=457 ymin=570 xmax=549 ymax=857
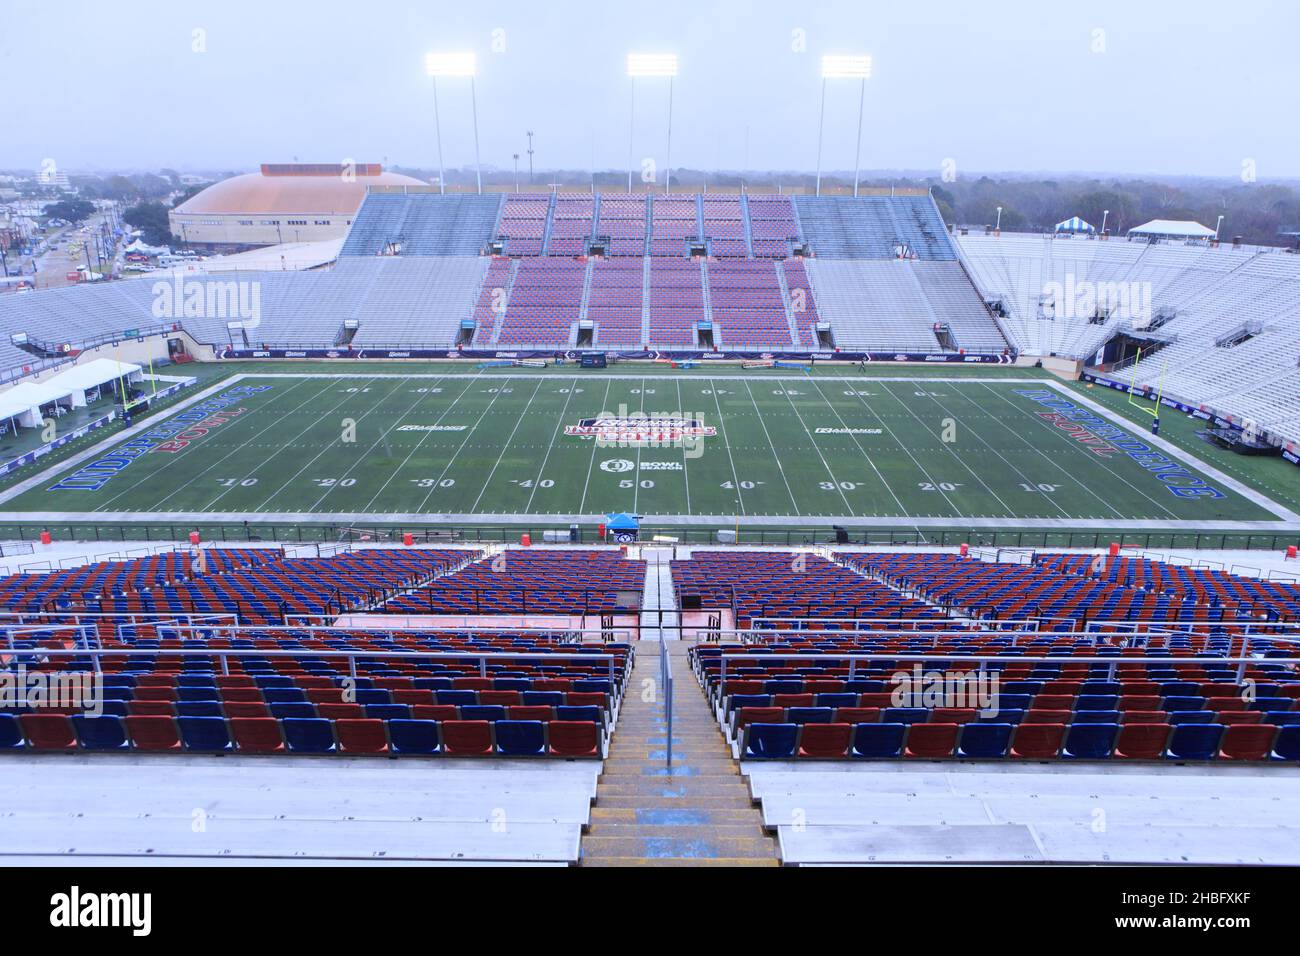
xmin=580 ymin=641 xmax=777 ymax=866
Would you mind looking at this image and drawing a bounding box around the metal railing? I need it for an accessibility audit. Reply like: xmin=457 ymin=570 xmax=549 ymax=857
xmin=660 ymin=627 xmax=673 ymax=768
xmin=3 ymin=522 xmax=1295 ymax=553
xmin=7 ymin=646 xmax=624 ymax=684
xmin=714 ymin=650 xmax=1300 ymax=685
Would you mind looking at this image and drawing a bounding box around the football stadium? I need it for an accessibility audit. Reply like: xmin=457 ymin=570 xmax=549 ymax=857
xmin=0 ymin=1 xmax=1298 ymax=920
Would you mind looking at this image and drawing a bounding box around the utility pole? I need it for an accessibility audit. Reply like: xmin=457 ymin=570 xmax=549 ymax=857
xmin=526 ymin=130 xmax=535 ymax=185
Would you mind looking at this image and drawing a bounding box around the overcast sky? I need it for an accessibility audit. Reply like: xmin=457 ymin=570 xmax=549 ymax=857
xmin=5 ymin=0 xmax=1296 ymax=179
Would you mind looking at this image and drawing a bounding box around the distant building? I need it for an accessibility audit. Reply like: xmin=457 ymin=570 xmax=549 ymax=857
xmin=168 ymin=163 xmax=425 ymax=247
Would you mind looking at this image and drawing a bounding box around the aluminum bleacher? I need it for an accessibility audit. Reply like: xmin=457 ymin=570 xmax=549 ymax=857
xmin=795 ymin=195 xmax=957 ymax=260
xmin=958 ymin=233 xmax=1300 ymax=444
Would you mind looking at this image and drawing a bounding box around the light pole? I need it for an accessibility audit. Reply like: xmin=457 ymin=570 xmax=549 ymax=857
xmin=526 ymin=130 xmax=534 ymax=185
xmin=816 ymin=55 xmax=872 ymax=198
xmin=995 ymin=206 xmax=1003 ymax=232
xmin=1215 ymin=214 xmax=1225 ymax=240
xmin=627 ymin=53 xmax=678 ymax=195
xmin=425 ymin=52 xmax=479 ymax=195
xmin=1101 ymin=209 xmax=1109 ymax=236
xmin=513 ymin=153 xmax=520 ymax=192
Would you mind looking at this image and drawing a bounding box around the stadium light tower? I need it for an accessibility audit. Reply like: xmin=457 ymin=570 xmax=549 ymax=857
xmin=816 ymin=55 xmax=872 ymax=197
xmin=425 ymin=52 xmax=482 ymax=195
xmin=1101 ymin=209 xmax=1109 ymax=235
xmin=627 ymin=53 xmax=678 ymax=194
xmin=1215 ymin=214 xmax=1225 ymax=240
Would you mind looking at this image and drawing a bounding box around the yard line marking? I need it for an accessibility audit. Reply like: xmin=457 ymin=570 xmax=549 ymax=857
xmin=308 ymin=375 xmax=460 ymax=511
xmin=414 ymin=379 xmax=518 ymax=513
xmin=241 ymin=376 xmax=411 ymax=512
xmin=707 ymin=380 xmax=746 ymax=516
xmin=577 ymin=380 xmax=615 ymax=515
xmin=915 ymin=382 xmax=1073 ymax=520
xmin=469 ymin=379 xmax=545 ymax=514
xmin=524 ymin=377 xmax=579 ymax=514
xmin=975 ymin=382 xmax=1127 ymax=520
xmin=632 ymin=377 xmax=647 ymax=514
xmin=807 ymin=379 xmax=909 ymax=517
xmin=839 ymin=381 xmax=965 ymax=516
xmin=877 ymin=380 xmax=1020 ymax=518
xmin=675 ymin=378 xmax=692 ymax=515
xmin=741 ymin=379 xmax=801 ymax=517
xmin=775 ymin=382 xmax=855 ymax=514
xmin=357 ymin=374 xmax=481 ymax=512
xmin=101 ymin=376 xmax=336 ymax=513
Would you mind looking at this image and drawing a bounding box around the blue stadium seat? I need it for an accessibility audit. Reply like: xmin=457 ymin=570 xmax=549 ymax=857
xmin=281 ymin=718 xmax=336 ymax=753
xmin=364 ymin=704 xmax=410 ymax=721
xmin=177 ymin=716 xmax=234 ymax=752
xmin=437 ymin=690 xmax=479 ymax=706
xmin=955 ymin=722 xmax=1012 ymax=758
xmin=176 ymin=701 xmax=224 ymax=718
xmin=815 ymin=693 xmax=858 ymax=709
xmin=1169 ymin=711 xmax=1217 ymax=725
xmin=1272 ymin=726 xmax=1300 ymax=761
xmin=1073 ymin=711 xmax=1121 ymax=724
xmin=882 ymin=707 xmax=929 ymax=724
xmin=787 ymin=707 xmax=834 ymax=724
xmin=388 ymin=719 xmax=440 ymax=755
xmin=744 ymin=723 xmax=798 ymax=758
xmin=1062 ymin=723 xmax=1119 ymax=759
xmin=730 ymin=694 xmax=771 ymax=710
xmin=555 ymin=706 xmax=601 ymax=723
xmin=1166 ymin=724 xmax=1224 ymax=760
xmin=522 ymin=691 xmax=565 ymax=707
xmin=355 ymin=689 xmax=392 ymax=705
xmin=269 ymin=703 xmax=317 ymax=720
xmin=851 ymin=723 xmax=906 ymax=758
xmin=1075 ymin=695 xmax=1120 ymax=711
xmin=72 ymin=715 xmax=129 ymax=751
xmin=177 ymin=687 xmax=219 ymax=702
xmin=496 ymin=720 xmax=546 ymax=756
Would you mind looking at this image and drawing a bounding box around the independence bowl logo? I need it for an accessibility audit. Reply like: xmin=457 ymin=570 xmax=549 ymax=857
xmin=565 ymin=414 xmax=717 ymax=446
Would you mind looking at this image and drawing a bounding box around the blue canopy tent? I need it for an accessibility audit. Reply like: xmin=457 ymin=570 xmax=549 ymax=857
xmin=604 ymin=512 xmax=641 ymax=544
xmin=1055 ymin=216 xmax=1096 ymax=234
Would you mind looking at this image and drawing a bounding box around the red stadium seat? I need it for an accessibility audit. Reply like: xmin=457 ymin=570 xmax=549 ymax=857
xmin=1010 ymin=724 xmax=1066 ymax=759
xmin=1113 ymin=723 xmax=1171 ymax=759
xmin=125 ymin=715 xmax=182 ymax=751
xmin=441 ymin=720 xmax=494 ymax=755
xmin=1218 ymin=725 xmax=1277 ymax=761
xmin=230 ymin=717 xmax=285 ymax=753
xmin=20 ymin=714 xmax=77 ymax=750
xmin=335 ymin=719 xmax=389 ymax=754
xmin=904 ymin=723 xmax=959 ymax=758
xmin=548 ymin=721 xmax=600 ymax=757
xmin=797 ymin=723 xmax=852 ymax=758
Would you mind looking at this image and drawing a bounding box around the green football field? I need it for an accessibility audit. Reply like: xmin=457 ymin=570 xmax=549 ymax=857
xmin=5 ymin=372 xmax=1284 ymax=523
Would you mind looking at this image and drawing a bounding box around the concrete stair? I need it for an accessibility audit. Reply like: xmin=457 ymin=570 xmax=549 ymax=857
xmin=580 ymin=641 xmax=778 ymax=866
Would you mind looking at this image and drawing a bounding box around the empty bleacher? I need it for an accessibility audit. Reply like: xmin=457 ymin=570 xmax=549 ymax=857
xmin=795 ymin=195 xmax=957 ymax=260
xmin=340 ymin=192 xmax=502 ymax=257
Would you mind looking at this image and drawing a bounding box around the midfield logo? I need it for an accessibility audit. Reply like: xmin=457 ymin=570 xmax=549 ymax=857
xmin=565 ymin=413 xmax=716 ymax=447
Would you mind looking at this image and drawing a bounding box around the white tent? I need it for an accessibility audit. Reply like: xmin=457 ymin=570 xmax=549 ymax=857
xmin=1055 ymin=216 xmax=1095 ymax=233
xmin=45 ymin=359 xmax=143 ymax=408
xmin=1128 ymin=219 xmax=1217 ymax=240
xmin=0 ymin=380 xmax=77 ymax=428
